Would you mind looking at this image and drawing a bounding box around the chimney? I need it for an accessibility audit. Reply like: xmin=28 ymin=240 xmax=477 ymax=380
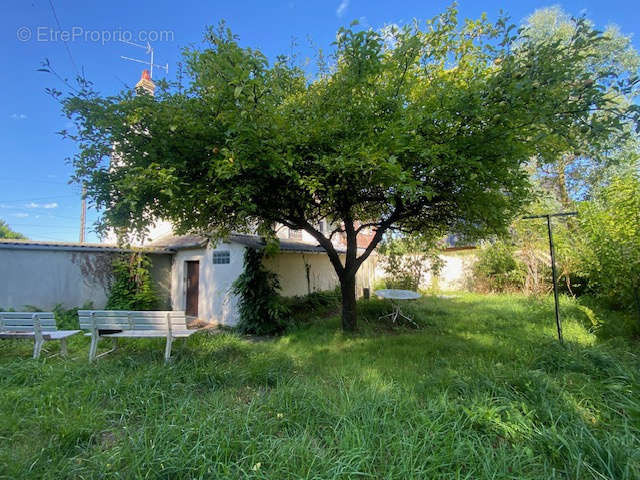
xmin=135 ymin=69 xmax=155 ymax=96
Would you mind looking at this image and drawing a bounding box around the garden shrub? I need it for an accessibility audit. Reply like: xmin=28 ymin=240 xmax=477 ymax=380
xmin=378 ymin=235 xmax=444 ymax=291
xmin=106 ymin=252 xmax=159 ymax=310
xmin=232 ymin=247 xmax=290 ymax=335
xmin=53 ymin=302 xmax=94 ymax=330
xmin=472 ymin=240 xmax=526 ymax=293
xmin=578 ymin=172 xmax=640 ymax=323
xmin=284 ymin=288 xmax=341 ymax=325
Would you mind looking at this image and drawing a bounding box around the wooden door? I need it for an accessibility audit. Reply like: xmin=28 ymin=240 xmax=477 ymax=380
xmin=186 ymin=261 xmax=199 ymax=317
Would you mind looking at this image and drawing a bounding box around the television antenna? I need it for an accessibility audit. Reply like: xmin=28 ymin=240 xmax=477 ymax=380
xmin=120 ymin=39 xmax=168 ymax=79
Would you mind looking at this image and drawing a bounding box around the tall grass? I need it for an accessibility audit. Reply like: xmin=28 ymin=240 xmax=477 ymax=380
xmin=0 ymin=293 xmax=638 ymax=479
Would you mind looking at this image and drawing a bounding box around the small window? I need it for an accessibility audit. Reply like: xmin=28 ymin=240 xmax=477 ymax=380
xmin=212 ymin=250 xmax=230 ymax=264
xmin=288 ymin=229 xmax=302 ymax=240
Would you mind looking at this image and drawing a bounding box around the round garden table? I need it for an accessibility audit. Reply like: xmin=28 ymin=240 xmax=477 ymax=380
xmin=374 ymin=289 xmax=421 ymax=327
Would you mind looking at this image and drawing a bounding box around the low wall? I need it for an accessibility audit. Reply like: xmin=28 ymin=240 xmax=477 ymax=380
xmin=0 ymin=246 xmax=171 ymax=311
xmin=375 ymin=250 xmax=477 ymax=291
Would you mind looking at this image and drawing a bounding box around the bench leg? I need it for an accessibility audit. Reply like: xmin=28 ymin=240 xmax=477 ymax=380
xmin=33 ymin=338 xmax=44 ymax=359
xmin=112 ymin=337 xmax=118 ymax=351
xmin=60 ymin=338 xmax=68 ymax=357
xmin=89 ymin=334 xmax=99 ymax=363
xmin=164 ymin=336 xmax=173 ymax=363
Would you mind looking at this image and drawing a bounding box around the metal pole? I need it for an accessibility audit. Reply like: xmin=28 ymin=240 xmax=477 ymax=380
xmin=546 ymin=215 xmax=563 ymax=344
xmin=521 ymin=211 xmax=576 ymax=344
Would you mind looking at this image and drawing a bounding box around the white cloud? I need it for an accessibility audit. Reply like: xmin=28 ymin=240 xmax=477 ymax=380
xmin=25 ymin=202 xmax=58 ymax=209
xmin=12 ymin=213 xmax=28 ymax=218
xmin=336 ymin=0 xmax=349 ymax=17
xmin=10 ymin=113 xmax=27 ymax=120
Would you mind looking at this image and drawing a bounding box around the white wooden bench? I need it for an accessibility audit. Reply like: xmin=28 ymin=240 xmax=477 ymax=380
xmin=0 ymin=312 xmax=81 ymax=359
xmin=78 ymin=310 xmax=196 ymax=363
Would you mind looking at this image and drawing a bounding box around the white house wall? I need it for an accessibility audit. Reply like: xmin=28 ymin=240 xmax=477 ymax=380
xmin=170 ymin=242 xmax=246 ymax=326
xmin=171 ymin=244 xmax=378 ymax=325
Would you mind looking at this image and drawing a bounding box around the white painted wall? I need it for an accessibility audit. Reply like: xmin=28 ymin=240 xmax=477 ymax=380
xmin=375 ymin=252 xmax=477 ymax=291
xmin=0 ymin=248 xmax=171 ymax=310
xmin=170 ymin=242 xmax=246 ymax=326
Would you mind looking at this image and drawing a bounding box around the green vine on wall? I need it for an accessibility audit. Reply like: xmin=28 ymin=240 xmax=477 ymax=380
xmin=106 ymin=252 xmax=159 ymax=310
xmin=232 ymin=247 xmax=290 ymax=335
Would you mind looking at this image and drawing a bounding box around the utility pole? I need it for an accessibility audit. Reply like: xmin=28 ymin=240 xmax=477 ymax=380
xmin=522 ymin=211 xmax=578 ymax=344
xmin=79 ymin=184 xmax=86 ymax=243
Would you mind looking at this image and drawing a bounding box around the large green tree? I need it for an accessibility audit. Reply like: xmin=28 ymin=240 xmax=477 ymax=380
xmin=60 ymin=7 xmax=638 ymax=330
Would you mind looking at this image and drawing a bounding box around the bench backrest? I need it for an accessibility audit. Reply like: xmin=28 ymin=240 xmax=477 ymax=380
xmin=78 ymin=311 xmax=187 ymax=331
xmin=0 ymin=312 xmax=57 ymax=332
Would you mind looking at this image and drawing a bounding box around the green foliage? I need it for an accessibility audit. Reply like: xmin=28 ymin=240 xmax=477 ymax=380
xmin=578 ymin=172 xmax=640 ymax=323
xmin=521 ymin=7 xmax=640 ymax=206
xmin=0 ymin=219 xmax=26 ymax=239
xmin=283 ymin=288 xmax=341 ymax=327
xmin=53 ymin=302 xmax=94 ymax=330
xmin=232 ymin=248 xmax=290 ymax=335
xmin=1 ymin=293 xmax=639 ymax=478
xmin=59 ymin=8 xmax=637 ymax=331
xmin=106 ymin=253 xmax=159 ymax=310
xmin=379 ymin=235 xmax=445 ymax=291
xmin=472 ymin=240 xmax=526 ymax=293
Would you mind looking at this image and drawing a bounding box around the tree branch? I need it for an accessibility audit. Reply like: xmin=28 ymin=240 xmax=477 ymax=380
xmin=298 ymin=219 xmax=345 ymax=277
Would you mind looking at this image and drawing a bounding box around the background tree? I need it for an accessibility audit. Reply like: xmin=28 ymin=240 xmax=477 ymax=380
xmin=61 ymin=7 xmax=638 ymax=331
xmin=0 ymin=219 xmax=26 ymax=239
xmin=521 ymin=6 xmax=640 ymax=208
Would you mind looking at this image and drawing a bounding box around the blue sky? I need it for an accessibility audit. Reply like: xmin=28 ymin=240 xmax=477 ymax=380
xmin=2 ymin=0 xmax=639 ymax=243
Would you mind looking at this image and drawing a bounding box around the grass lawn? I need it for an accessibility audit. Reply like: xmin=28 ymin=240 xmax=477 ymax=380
xmin=1 ymin=293 xmax=639 ymax=479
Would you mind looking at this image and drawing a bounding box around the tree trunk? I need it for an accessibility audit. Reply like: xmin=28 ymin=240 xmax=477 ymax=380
xmin=340 ymin=271 xmax=358 ymax=332
xmin=556 ymin=156 xmax=572 ymax=209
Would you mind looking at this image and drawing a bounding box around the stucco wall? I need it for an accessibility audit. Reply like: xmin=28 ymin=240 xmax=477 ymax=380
xmin=264 ymin=252 xmax=377 ymax=298
xmin=149 ymin=254 xmax=172 ymax=309
xmin=170 ymin=242 xmax=246 ymax=326
xmin=0 ymin=248 xmax=171 ymax=310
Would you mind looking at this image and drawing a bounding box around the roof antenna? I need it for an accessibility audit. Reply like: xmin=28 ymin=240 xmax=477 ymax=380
xmin=120 ymin=40 xmax=168 ymax=79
